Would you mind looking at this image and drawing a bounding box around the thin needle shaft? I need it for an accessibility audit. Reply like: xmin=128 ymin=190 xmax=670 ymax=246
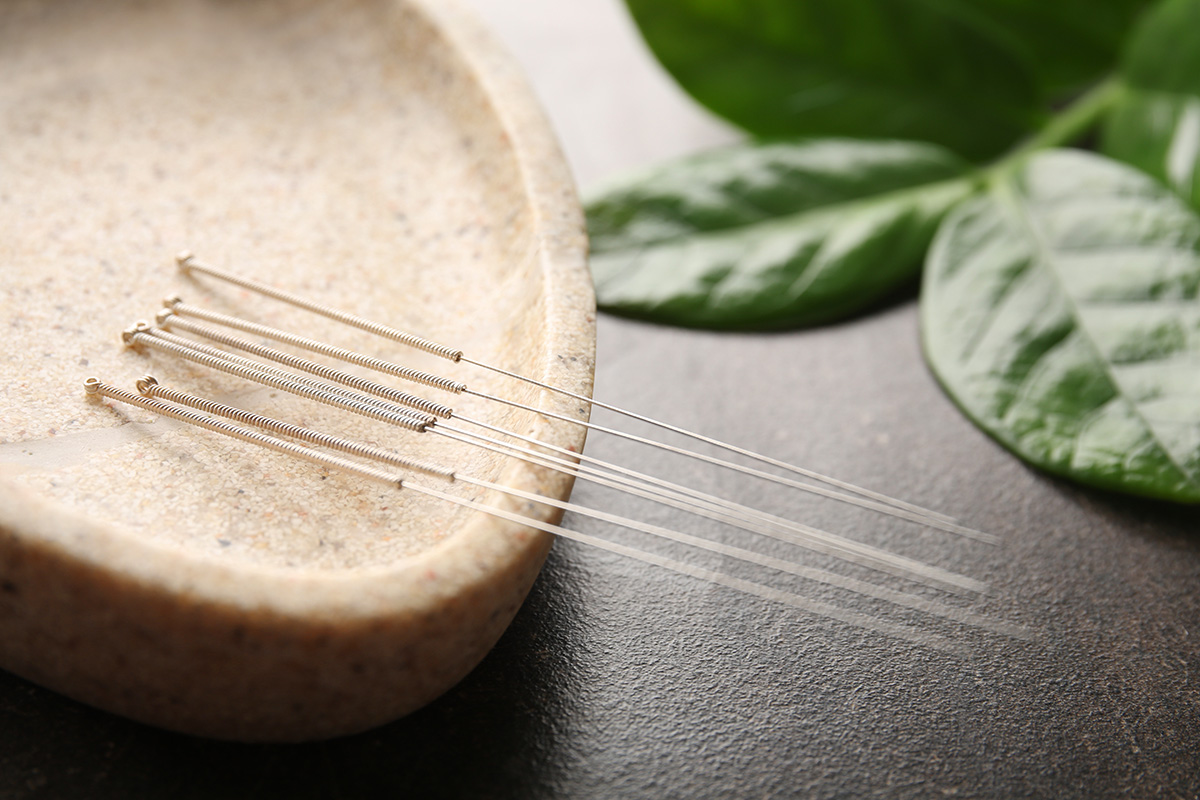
xmin=468 ymin=356 xmax=962 ymax=526
xmin=129 ymin=325 xmax=985 ymax=593
xmin=162 ymin=296 xmax=986 ymax=541
xmin=465 ymin=390 xmax=993 ymax=542
xmin=419 ymin=486 xmax=972 ymax=655
xmin=173 ymin=252 xmax=967 ymax=531
xmin=90 ymin=377 xmax=1011 ymax=643
xmin=433 ymin=422 xmax=986 ymax=595
xmin=137 ymin=376 xmax=999 ymax=627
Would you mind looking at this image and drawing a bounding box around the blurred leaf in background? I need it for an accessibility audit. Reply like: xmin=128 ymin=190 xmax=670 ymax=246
xmin=588 ymin=139 xmax=973 ymax=328
xmin=587 ymin=0 xmax=1200 ymax=502
xmin=1103 ymin=0 xmax=1200 ymax=210
xmin=618 ymin=0 xmax=1149 ymax=160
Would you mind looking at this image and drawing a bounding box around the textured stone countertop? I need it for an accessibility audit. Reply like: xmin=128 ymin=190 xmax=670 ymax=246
xmin=2 ymin=1 xmax=1197 ymax=797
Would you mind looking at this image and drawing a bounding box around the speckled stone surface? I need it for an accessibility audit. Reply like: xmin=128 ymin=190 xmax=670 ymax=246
xmin=0 ymin=0 xmax=593 ymax=741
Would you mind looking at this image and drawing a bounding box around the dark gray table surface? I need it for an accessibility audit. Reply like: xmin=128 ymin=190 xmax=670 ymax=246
xmin=5 ymin=304 xmax=1198 ymax=798
xmin=3 ymin=2 xmax=1198 ymax=797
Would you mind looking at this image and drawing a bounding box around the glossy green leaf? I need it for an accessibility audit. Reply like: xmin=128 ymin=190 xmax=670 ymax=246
xmin=921 ymin=149 xmax=1200 ymax=502
xmin=622 ymin=0 xmax=1152 ymax=161
xmin=586 ymin=139 xmax=974 ymax=329
xmin=1103 ymin=0 xmax=1200 ymax=209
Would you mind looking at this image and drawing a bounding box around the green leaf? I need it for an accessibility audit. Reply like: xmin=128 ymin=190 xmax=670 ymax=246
xmin=921 ymin=149 xmax=1200 ymax=503
xmin=622 ymin=0 xmax=1152 ymax=161
xmin=586 ymin=139 xmax=975 ymax=329
xmin=1103 ymin=0 xmax=1200 ymax=209
xmin=966 ymin=0 xmax=1153 ymax=100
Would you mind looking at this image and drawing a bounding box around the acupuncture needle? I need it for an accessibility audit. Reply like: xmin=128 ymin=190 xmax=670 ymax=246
xmin=153 ymin=306 xmax=990 ymax=543
xmin=134 ymin=376 xmax=1014 ymax=635
xmin=88 ymin=378 xmax=964 ymax=651
xmin=157 ymin=287 xmax=987 ymax=545
xmin=88 ymin=376 xmax=1016 ymax=640
xmin=123 ymin=323 xmax=985 ymax=594
xmin=174 ymin=251 xmax=967 ymax=529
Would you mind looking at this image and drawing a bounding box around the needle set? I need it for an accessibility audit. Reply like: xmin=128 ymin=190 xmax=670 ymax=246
xmin=85 ymin=251 xmax=1021 ymax=651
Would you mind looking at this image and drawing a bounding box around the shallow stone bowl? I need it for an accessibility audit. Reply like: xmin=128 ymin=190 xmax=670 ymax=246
xmin=0 ymin=0 xmax=593 ymax=741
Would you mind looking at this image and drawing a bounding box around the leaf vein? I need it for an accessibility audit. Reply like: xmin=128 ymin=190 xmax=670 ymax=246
xmin=999 ymin=174 xmax=1200 ymax=489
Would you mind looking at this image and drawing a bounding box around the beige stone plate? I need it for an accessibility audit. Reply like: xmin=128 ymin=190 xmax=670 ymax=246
xmin=0 ymin=0 xmax=594 ymax=741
